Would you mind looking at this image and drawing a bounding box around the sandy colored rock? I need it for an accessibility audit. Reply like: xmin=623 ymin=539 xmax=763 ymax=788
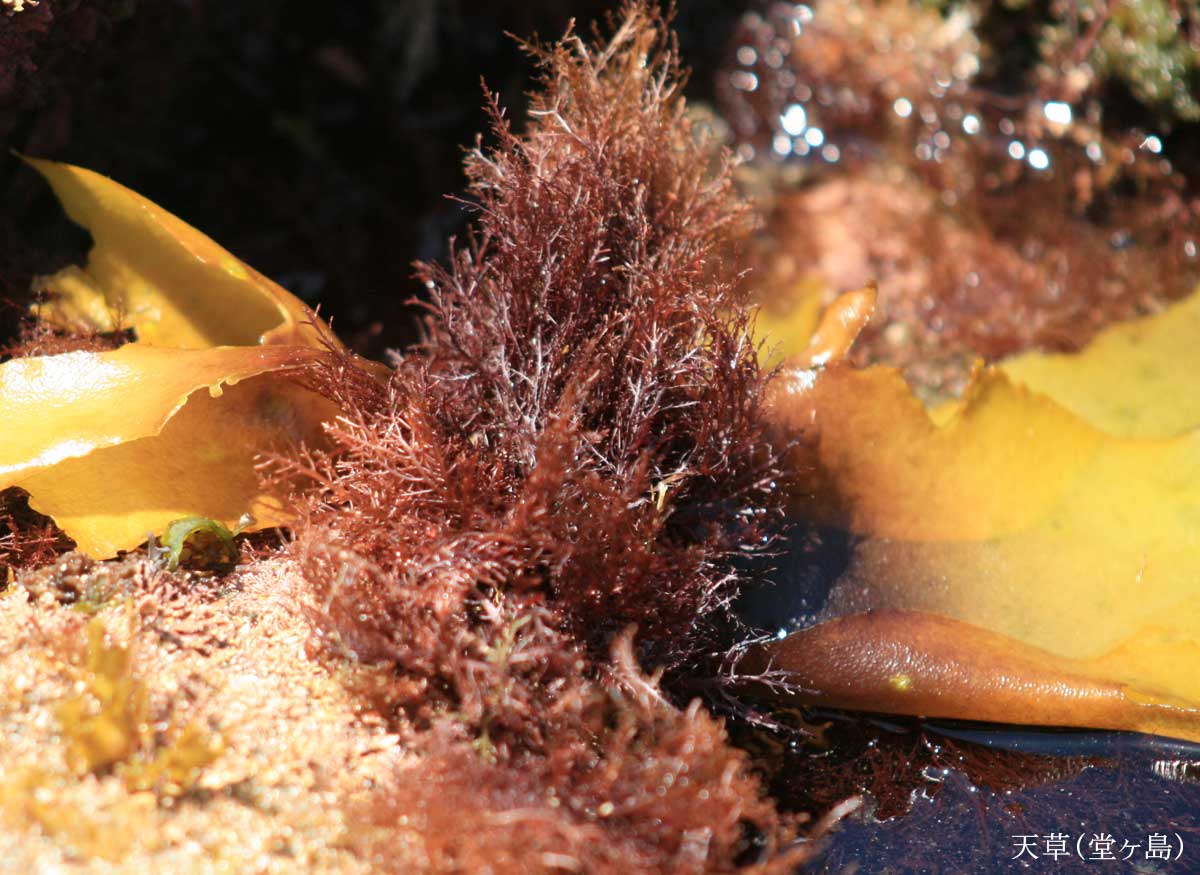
xmin=0 ymin=555 xmax=400 ymax=873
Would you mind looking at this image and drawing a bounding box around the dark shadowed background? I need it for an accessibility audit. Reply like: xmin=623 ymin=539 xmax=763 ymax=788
xmin=0 ymin=0 xmax=746 ymax=358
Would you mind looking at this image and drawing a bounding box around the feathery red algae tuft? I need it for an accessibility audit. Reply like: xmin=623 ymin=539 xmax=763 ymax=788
xmin=276 ymin=5 xmax=802 ymax=870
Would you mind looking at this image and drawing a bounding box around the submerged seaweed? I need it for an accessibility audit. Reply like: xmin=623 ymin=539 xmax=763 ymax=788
xmin=268 ymin=6 xmax=806 ymax=871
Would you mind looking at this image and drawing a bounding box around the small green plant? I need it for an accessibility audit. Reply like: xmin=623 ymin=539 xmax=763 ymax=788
xmin=161 ymin=515 xmax=242 ymax=571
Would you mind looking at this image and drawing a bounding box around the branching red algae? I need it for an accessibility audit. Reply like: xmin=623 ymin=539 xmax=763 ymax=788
xmin=1 ymin=487 xmax=72 ymax=575
xmin=269 ymin=5 xmax=805 ymax=872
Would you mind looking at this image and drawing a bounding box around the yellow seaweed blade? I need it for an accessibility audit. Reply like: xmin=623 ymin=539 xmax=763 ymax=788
xmin=750 ymin=611 xmax=1200 ymax=744
xmin=24 ymin=157 xmax=337 ymax=350
xmin=799 ymin=365 xmax=1103 ymax=541
xmin=0 ymin=344 xmax=331 ymax=558
xmin=0 ymin=344 xmax=323 ymax=483
xmin=760 ymin=290 xmax=1200 ymax=742
xmin=752 ymin=275 xmax=830 ymax=369
xmin=793 ymin=285 xmax=875 ymax=370
xmin=1001 ymin=290 xmax=1200 ymax=438
xmin=838 ymin=432 xmax=1200 ymax=668
xmin=18 ymin=375 xmax=336 ymax=558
